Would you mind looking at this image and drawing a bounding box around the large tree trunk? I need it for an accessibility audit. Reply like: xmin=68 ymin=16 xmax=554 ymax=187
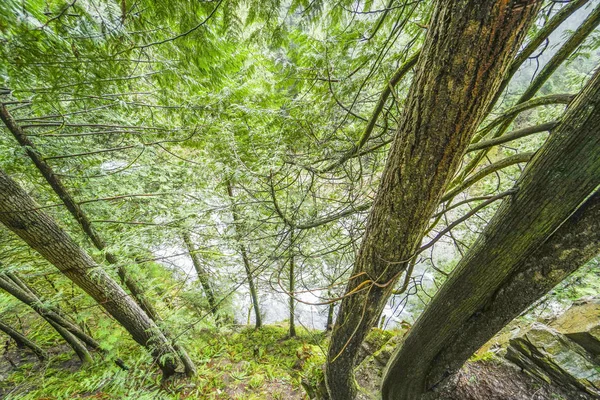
xmin=0 ymin=104 xmax=196 ymax=376
xmin=226 ymin=180 xmax=262 ymax=329
xmin=424 ymin=191 xmax=600 ymax=399
xmin=325 ymin=1 xmax=542 ymax=398
xmin=381 ymin=68 xmax=600 ymax=400
xmin=182 ymin=232 xmax=217 ymax=314
xmin=0 ymin=169 xmax=181 ymax=378
xmin=453 ymin=2 xmax=600 ymax=185
xmin=0 ymin=319 xmax=47 ymax=361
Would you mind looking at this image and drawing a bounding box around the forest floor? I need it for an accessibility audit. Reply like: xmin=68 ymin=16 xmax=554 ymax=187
xmin=0 ymin=324 xmax=328 ymax=399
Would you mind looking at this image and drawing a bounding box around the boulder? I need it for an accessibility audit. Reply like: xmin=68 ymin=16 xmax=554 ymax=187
xmin=505 ymin=323 xmax=600 ymax=397
xmin=550 ymin=298 xmax=600 ymax=359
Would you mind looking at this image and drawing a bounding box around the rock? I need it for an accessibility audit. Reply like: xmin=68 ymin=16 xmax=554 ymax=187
xmin=354 ymin=334 xmax=404 ymax=398
xmin=505 ymin=323 xmax=600 ymax=397
xmin=356 ymin=328 xmax=394 ymax=365
xmin=550 ymin=298 xmax=600 ymax=359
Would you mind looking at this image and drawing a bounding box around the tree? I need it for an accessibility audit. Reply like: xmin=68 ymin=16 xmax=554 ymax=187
xmin=226 ymin=179 xmax=262 ymax=329
xmin=0 ymin=103 xmax=197 ymax=376
xmin=182 ymin=232 xmax=218 ymax=315
xmin=0 ymin=168 xmax=181 ymax=378
xmin=288 ymin=229 xmax=296 ymax=337
xmin=382 ymin=66 xmax=600 ymax=400
xmin=325 ymin=1 xmax=543 ymax=398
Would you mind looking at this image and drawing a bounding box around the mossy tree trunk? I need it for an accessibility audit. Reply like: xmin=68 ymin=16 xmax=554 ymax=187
xmin=381 ymin=68 xmax=600 ymax=400
xmin=0 ymin=169 xmax=181 ymax=378
xmin=423 ymin=191 xmax=600 ymax=398
xmin=325 ymin=1 xmax=542 ymax=398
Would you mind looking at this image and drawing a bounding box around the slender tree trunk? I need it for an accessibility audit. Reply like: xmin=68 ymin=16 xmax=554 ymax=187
xmin=382 ymin=67 xmax=600 ymax=400
xmin=325 ymin=1 xmax=542 ymax=398
xmin=241 ymin=242 xmax=262 ymax=329
xmin=0 ymin=272 xmax=101 ymax=350
xmin=0 ymin=319 xmax=47 ymax=360
xmin=182 ymin=232 xmax=217 ymax=314
xmin=0 ymin=272 xmax=93 ymax=364
xmin=0 ymin=169 xmax=180 ymax=378
xmin=0 ymin=104 xmax=196 ymax=376
xmin=47 ymin=319 xmax=93 ymax=365
xmin=288 ymin=230 xmax=296 ymax=338
xmin=326 ymin=303 xmax=334 ymax=332
xmin=226 ymin=180 xmax=262 ymax=329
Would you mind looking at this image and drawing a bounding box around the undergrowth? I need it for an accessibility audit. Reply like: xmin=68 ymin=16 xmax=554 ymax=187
xmin=0 ymin=324 xmax=328 ymax=400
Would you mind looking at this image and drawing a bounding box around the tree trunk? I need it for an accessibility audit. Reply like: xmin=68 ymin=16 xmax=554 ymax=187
xmin=0 ymin=271 xmax=101 ymax=350
xmin=0 ymin=319 xmax=47 ymax=360
xmin=47 ymin=319 xmax=93 ymax=365
xmin=381 ymin=67 xmax=600 ymax=400
xmin=182 ymin=232 xmax=217 ymax=314
xmin=289 ymin=230 xmax=296 ymax=338
xmin=325 ymin=1 xmax=542 ymax=398
xmin=454 ymin=2 xmax=600 ymax=185
xmin=226 ymin=180 xmax=262 ymax=329
xmin=0 ymin=103 xmax=196 ymax=376
xmin=490 ymin=0 xmax=591 ymax=111
xmin=0 ymin=272 xmax=93 ymax=364
xmin=0 ymin=169 xmax=180 ymax=378
xmin=326 ymin=302 xmax=334 ymax=332
xmin=424 ymin=191 xmax=600 ymax=398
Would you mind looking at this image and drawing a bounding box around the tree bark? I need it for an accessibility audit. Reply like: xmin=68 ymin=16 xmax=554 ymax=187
xmin=0 ymin=103 xmax=196 ymax=376
xmin=0 ymin=319 xmax=47 ymax=360
xmin=0 ymin=169 xmax=180 ymax=377
xmin=424 ymin=191 xmax=600 ymax=399
xmin=489 ymin=0 xmax=591 ymax=110
xmin=456 ymin=2 xmax=600 ymax=184
xmin=381 ymin=67 xmax=600 ymax=400
xmin=182 ymin=232 xmax=217 ymax=314
xmin=226 ymin=180 xmax=262 ymax=329
xmin=325 ymin=1 xmax=542 ymax=398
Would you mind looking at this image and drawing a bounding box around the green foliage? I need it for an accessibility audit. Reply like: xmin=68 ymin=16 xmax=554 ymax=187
xmin=0 ymin=323 xmax=327 ymax=399
xmin=0 ymin=0 xmax=599 ymax=397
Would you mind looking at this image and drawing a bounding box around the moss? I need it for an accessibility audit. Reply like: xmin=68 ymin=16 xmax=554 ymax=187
xmin=469 ymin=351 xmax=496 ymax=363
xmin=364 ymin=328 xmax=394 ymax=350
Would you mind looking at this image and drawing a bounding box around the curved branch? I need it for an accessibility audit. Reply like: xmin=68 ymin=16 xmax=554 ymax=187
xmin=442 ymin=152 xmax=534 ymax=203
xmin=466 ymin=121 xmax=557 ymax=153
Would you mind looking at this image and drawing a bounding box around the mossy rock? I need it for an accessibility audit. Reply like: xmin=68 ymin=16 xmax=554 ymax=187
xmin=550 ymin=298 xmax=600 ymax=358
xmin=506 ymin=323 xmax=600 ymax=396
